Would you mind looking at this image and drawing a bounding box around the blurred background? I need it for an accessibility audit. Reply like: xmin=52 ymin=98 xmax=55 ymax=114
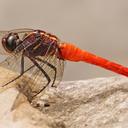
xmin=0 ymin=0 xmax=128 ymax=81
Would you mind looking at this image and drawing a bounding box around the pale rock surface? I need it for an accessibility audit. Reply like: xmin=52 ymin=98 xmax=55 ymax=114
xmin=0 ymin=67 xmax=128 ymax=128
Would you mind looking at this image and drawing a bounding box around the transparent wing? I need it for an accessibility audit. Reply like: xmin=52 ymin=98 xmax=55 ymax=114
xmin=0 ymin=28 xmax=65 ymax=100
xmin=0 ymin=28 xmax=34 ymax=55
xmin=9 ymin=28 xmax=34 ymax=40
xmin=17 ymin=53 xmax=65 ymax=100
xmin=0 ymin=53 xmax=35 ymax=89
xmin=0 ymin=50 xmax=64 ymax=101
xmin=9 ymin=28 xmax=34 ymax=33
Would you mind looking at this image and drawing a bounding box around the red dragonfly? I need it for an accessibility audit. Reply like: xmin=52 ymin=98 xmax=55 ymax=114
xmin=0 ymin=28 xmax=128 ymax=99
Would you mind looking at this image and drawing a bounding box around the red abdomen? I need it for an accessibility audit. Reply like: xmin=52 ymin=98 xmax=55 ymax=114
xmin=59 ymin=42 xmax=128 ymax=77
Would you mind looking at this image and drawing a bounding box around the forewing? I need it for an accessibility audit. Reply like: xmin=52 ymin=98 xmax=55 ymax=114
xmin=10 ymin=28 xmax=34 ymax=40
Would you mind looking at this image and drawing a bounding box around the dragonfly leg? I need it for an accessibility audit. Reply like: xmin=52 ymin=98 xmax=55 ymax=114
xmin=35 ymin=57 xmax=57 ymax=87
xmin=29 ymin=57 xmax=51 ymax=98
xmin=20 ymin=54 xmax=24 ymax=74
xmin=2 ymin=54 xmax=25 ymax=87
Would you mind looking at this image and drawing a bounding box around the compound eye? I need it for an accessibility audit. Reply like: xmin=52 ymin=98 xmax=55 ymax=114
xmin=2 ymin=33 xmax=19 ymax=53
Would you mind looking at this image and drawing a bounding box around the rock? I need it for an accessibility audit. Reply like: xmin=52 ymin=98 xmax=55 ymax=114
xmin=0 ymin=67 xmax=128 ymax=128
xmin=0 ymin=67 xmax=65 ymax=128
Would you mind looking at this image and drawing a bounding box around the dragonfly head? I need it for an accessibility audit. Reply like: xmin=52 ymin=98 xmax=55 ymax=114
xmin=2 ymin=32 xmax=21 ymax=53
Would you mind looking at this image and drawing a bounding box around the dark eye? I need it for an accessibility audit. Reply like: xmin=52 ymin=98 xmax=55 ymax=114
xmin=2 ymin=33 xmax=19 ymax=53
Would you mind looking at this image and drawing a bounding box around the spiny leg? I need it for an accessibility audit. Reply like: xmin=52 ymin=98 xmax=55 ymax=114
xmin=29 ymin=57 xmax=51 ymax=98
xmin=35 ymin=57 xmax=57 ymax=87
xmin=20 ymin=54 xmax=24 ymax=74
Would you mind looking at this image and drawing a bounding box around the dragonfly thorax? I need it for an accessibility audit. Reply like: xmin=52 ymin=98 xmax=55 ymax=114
xmin=1 ymin=30 xmax=60 ymax=58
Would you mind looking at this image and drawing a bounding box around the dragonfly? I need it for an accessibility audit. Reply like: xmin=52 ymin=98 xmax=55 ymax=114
xmin=0 ymin=28 xmax=128 ymax=100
